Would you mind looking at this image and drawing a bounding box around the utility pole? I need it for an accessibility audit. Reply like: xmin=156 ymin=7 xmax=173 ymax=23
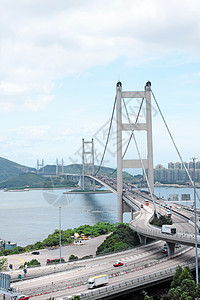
xmin=191 ymin=157 xmax=198 ymax=293
xmin=59 ymin=206 xmax=62 ymax=264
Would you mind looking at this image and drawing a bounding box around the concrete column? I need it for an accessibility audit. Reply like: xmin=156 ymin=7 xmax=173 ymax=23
xmin=145 ymin=81 xmax=154 ymax=194
xmin=56 ymin=158 xmax=58 ymax=176
xmin=138 ymin=234 xmax=147 ymax=245
xmin=92 ymin=138 xmax=95 ymax=191
xmin=82 ymin=138 xmax=85 ymax=190
xmin=166 ymin=241 xmax=175 ymax=256
xmin=116 ymin=81 xmax=123 ymax=223
xmin=131 ymin=208 xmax=133 ymax=220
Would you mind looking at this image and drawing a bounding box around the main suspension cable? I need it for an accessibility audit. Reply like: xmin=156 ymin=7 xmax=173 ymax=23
xmin=151 ymin=90 xmax=200 ymax=202
xmin=95 ymin=96 xmax=117 ymax=175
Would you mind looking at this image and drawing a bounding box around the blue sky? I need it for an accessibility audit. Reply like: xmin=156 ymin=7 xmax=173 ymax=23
xmin=0 ymin=0 xmax=200 ymax=170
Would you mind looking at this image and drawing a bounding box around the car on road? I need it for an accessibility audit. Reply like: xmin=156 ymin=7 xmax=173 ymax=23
xmin=17 ymin=295 xmax=30 ymax=300
xmin=113 ymin=261 xmax=124 ymax=267
xmin=162 ymin=246 xmax=168 ymax=254
xmin=31 ymin=251 xmax=40 ymax=255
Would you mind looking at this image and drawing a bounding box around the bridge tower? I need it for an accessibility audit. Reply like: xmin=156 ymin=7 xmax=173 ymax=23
xmin=82 ymin=138 xmax=95 ymax=190
xmin=116 ymin=81 xmax=154 ymax=222
xmin=37 ymin=159 xmax=44 ymax=174
xmin=56 ymin=158 xmax=64 ymax=176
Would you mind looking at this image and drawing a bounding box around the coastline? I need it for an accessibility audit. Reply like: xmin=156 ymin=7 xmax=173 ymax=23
xmin=63 ymin=190 xmax=111 ymax=194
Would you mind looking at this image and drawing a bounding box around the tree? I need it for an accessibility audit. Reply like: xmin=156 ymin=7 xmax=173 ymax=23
xmin=170 ymin=266 xmax=183 ymax=288
xmin=168 ymin=266 xmax=197 ymax=300
xmin=0 ymin=258 xmax=7 ymax=270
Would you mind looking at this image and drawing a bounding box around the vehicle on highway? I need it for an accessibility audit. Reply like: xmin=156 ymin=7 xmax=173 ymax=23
xmin=141 ymin=204 xmax=143 ymax=208
xmin=14 ymin=295 xmax=29 ymax=300
xmin=161 ymin=224 xmax=176 ymax=234
xmin=162 ymin=246 xmax=168 ymax=254
xmin=145 ymin=200 xmax=149 ymax=206
xmin=167 ymin=210 xmax=172 ymax=216
xmin=113 ymin=261 xmax=124 ymax=267
xmin=31 ymin=251 xmax=39 ymax=255
xmin=87 ymin=274 xmax=108 ymax=289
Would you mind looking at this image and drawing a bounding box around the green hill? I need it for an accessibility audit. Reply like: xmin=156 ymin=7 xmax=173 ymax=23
xmin=0 ymin=173 xmax=45 ymax=189
xmin=41 ymin=164 xmax=134 ymax=180
xmin=0 ymin=157 xmax=35 ymax=182
xmin=0 ymin=172 xmax=77 ymax=189
xmin=0 ymin=158 xmax=134 ymax=189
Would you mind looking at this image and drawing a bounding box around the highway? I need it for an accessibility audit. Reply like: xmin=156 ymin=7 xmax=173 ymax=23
xmin=12 ymin=241 xmax=189 ymax=298
xmin=91 ymin=176 xmax=199 ymax=248
xmin=6 ymin=176 xmax=199 ymax=299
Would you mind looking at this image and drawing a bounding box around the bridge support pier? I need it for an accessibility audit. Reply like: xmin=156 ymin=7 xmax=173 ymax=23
xmin=166 ymin=242 xmax=175 ymax=256
xmin=138 ymin=234 xmax=147 ymax=245
xmin=116 ymin=81 xmax=155 ymax=222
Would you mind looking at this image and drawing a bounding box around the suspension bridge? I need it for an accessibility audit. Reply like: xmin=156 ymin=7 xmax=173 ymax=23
xmin=37 ymin=80 xmax=200 ymax=256
xmin=10 ymin=81 xmax=200 ymax=299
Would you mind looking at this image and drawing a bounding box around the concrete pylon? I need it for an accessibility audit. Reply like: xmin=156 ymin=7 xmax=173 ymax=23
xmin=37 ymin=159 xmax=44 ymax=174
xmin=82 ymin=138 xmax=95 ymax=190
xmin=56 ymin=158 xmax=64 ymax=176
xmin=116 ymin=81 xmax=154 ymax=222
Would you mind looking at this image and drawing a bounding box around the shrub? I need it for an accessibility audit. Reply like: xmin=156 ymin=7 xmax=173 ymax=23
xmin=68 ymin=254 xmax=78 ymax=262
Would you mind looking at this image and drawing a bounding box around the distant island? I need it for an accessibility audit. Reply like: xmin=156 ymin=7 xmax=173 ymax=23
xmin=0 ymin=157 xmax=134 ymax=190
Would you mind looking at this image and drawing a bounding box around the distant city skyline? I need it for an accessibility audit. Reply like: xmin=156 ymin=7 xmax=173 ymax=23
xmin=0 ymin=1 xmax=200 ymax=169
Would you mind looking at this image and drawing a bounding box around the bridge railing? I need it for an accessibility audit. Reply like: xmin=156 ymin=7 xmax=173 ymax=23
xmin=129 ymin=223 xmax=200 ymax=246
xmin=65 ymin=261 xmax=196 ymax=300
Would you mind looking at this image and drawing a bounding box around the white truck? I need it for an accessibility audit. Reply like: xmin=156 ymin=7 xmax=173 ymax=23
xmin=161 ymin=224 xmax=176 ymax=234
xmin=87 ymin=274 xmax=108 ymax=289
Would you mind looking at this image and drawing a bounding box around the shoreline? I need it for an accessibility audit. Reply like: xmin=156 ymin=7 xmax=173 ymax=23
xmin=3 ymin=187 xmax=77 ymax=192
xmin=63 ymin=190 xmax=111 ymax=194
xmin=154 ymin=184 xmax=200 ymax=188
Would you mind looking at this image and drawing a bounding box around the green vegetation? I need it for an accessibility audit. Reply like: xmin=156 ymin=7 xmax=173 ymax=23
xmin=0 ymin=173 xmax=77 ymax=189
xmin=0 ymin=157 xmax=34 ymax=182
xmin=42 ymin=163 xmax=134 ymax=181
xmin=2 ymin=246 xmax=25 ymax=256
xmin=0 ymin=157 xmax=135 ymax=188
xmin=168 ymin=266 xmax=200 ymax=299
xmin=0 ymin=222 xmax=116 ymax=256
xmin=0 ymin=173 xmax=45 ymax=189
xmin=19 ymin=259 xmax=41 ymax=268
xmin=150 ymin=215 xmax=172 ymax=227
xmin=68 ymin=254 xmax=78 ymax=262
xmin=96 ymin=223 xmax=140 ymax=255
xmin=0 ymin=258 xmax=7 ymax=270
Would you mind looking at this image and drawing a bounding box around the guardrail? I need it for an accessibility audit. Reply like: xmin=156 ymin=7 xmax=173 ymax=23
xmin=129 ymin=223 xmax=200 ymax=247
xmin=14 ymin=245 xmax=189 ymax=297
xmin=64 ymin=260 xmax=196 ymax=300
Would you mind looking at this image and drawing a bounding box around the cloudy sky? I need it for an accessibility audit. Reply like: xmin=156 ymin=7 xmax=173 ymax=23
xmin=0 ymin=0 xmax=200 ymax=170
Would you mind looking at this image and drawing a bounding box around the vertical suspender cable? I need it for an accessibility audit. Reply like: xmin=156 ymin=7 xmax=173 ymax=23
xmin=95 ymin=96 xmax=117 ymax=175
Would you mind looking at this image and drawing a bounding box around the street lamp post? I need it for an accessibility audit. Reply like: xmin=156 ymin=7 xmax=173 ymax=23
xmin=191 ymin=157 xmax=198 ymax=292
xmin=59 ymin=206 xmax=62 ymax=264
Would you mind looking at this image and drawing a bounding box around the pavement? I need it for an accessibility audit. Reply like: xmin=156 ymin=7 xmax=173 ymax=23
xmin=3 ymin=234 xmax=109 ymax=270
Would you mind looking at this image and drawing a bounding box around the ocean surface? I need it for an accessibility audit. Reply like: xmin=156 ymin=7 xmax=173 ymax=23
xmin=0 ymin=187 xmax=199 ymax=246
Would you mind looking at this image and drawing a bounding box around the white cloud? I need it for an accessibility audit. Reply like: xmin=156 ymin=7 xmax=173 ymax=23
xmin=0 ymin=0 xmax=200 ymax=113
